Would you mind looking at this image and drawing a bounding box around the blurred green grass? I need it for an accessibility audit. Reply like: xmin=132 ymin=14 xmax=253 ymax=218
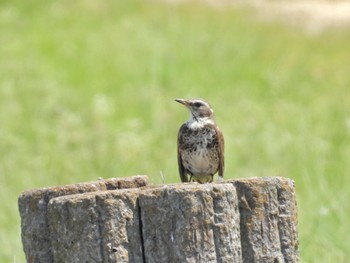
xmin=1 ymin=0 xmax=350 ymax=262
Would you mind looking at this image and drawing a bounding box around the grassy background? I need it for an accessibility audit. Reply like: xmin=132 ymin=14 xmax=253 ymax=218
xmin=1 ymin=0 xmax=350 ymax=262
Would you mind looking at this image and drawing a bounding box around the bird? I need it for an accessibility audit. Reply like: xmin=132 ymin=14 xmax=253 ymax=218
xmin=175 ymin=98 xmax=224 ymax=183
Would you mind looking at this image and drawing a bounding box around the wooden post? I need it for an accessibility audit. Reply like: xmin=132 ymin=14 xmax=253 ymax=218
xmin=19 ymin=176 xmax=299 ymax=263
xmin=18 ymin=176 xmax=149 ymax=263
xmin=139 ymin=183 xmax=242 ymax=263
xmin=48 ymin=189 xmax=143 ymax=263
xmin=228 ymin=177 xmax=299 ymax=263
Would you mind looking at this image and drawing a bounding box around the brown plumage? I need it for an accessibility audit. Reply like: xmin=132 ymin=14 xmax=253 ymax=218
xmin=175 ymin=98 xmax=224 ymax=183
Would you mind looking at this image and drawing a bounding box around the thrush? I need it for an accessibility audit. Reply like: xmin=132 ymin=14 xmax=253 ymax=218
xmin=175 ymin=98 xmax=224 ymax=183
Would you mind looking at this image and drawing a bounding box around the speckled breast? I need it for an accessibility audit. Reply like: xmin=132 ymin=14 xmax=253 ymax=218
xmin=178 ymin=125 xmax=220 ymax=176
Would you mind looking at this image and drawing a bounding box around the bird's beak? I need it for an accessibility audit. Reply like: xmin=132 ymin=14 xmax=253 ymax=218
xmin=175 ymin=98 xmax=189 ymax=107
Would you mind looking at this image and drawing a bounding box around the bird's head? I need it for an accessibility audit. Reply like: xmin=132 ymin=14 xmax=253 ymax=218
xmin=175 ymin=98 xmax=214 ymax=121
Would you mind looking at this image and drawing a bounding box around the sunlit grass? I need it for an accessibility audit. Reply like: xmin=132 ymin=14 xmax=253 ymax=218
xmin=1 ymin=0 xmax=350 ymax=262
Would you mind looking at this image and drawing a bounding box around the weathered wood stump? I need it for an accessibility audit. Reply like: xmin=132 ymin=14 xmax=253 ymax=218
xmin=19 ymin=176 xmax=299 ymax=263
xmin=48 ymin=189 xmax=143 ymax=263
xmin=228 ymin=177 xmax=299 ymax=263
xmin=18 ymin=175 xmax=149 ymax=263
xmin=139 ymin=183 xmax=242 ymax=263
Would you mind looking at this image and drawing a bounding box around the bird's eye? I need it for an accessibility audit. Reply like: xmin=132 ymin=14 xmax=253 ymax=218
xmin=194 ymin=102 xmax=203 ymax=108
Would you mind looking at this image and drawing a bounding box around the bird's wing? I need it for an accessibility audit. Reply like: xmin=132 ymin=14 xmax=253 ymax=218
xmin=177 ymin=125 xmax=189 ymax=182
xmin=216 ymin=126 xmax=225 ymax=178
